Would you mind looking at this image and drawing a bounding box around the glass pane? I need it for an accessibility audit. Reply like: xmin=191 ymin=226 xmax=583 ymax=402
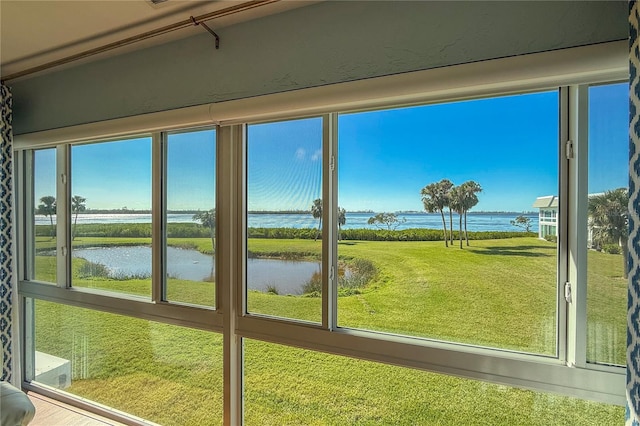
xmin=30 ymin=299 xmax=222 ymax=424
xmin=337 ymin=92 xmax=559 ymax=355
xmin=166 ymin=129 xmax=216 ymax=307
xmin=243 ymin=339 xmax=622 ymax=424
xmin=587 ymin=82 xmax=628 ymax=366
xmin=71 ymin=138 xmax=152 ymax=298
xmin=33 ymin=149 xmax=57 ymax=283
xmin=246 ymin=118 xmax=323 ymax=322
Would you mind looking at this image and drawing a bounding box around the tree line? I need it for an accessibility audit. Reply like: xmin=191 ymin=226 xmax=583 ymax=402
xmin=307 ymin=179 xmax=483 ymax=248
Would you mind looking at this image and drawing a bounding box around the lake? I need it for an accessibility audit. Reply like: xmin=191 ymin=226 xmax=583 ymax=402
xmin=41 ymin=212 xmax=539 ymax=232
xmin=73 ymin=246 xmax=320 ymax=295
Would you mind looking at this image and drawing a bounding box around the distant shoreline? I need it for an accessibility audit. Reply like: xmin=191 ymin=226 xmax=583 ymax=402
xmin=76 ymin=210 xmax=537 ymax=215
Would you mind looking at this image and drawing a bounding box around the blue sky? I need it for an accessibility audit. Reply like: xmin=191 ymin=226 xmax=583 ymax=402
xmin=71 ymin=138 xmax=152 ymax=210
xmin=588 ymin=82 xmax=628 ymax=194
xmin=338 ymin=91 xmax=560 ymax=212
xmin=34 ymin=83 xmax=627 ymax=213
xmin=167 ymin=129 xmax=216 ymax=211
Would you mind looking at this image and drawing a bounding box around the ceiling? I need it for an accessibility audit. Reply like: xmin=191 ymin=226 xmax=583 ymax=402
xmin=0 ymin=0 xmax=315 ymax=81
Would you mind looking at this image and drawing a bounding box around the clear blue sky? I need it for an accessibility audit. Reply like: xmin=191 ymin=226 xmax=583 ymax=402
xmin=588 ymin=82 xmax=628 ymax=194
xmin=166 ymin=129 xmax=216 ymax=211
xmin=71 ymin=138 xmax=152 ymax=210
xmin=34 ymin=83 xmax=627 ymax=213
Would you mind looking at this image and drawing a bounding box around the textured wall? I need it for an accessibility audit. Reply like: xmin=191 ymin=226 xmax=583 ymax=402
xmin=10 ymin=1 xmax=627 ymax=135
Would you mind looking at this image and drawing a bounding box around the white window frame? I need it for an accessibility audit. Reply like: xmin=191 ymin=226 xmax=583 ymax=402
xmin=14 ymin=40 xmax=628 ymax=425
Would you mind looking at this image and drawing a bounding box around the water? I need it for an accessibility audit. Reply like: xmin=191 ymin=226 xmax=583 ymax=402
xmin=73 ymin=246 xmax=319 ymax=295
xmin=42 ymin=212 xmax=539 ymax=232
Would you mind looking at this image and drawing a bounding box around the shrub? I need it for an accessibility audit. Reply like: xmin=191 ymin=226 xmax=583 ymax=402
xmin=77 ymin=260 xmax=110 ymax=279
xmin=109 ymin=271 xmax=151 ymax=281
xmin=265 ymin=283 xmax=279 ymax=295
xmin=301 ymin=259 xmax=377 ymax=297
xmin=602 ymin=244 xmax=622 ymax=255
xmin=302 ymin=271 xmax=322 ymax=295
xmin=544 ymin=235 xmax=557 ymax=243
xmin=340 ymin=258 xmax=377 ymax=290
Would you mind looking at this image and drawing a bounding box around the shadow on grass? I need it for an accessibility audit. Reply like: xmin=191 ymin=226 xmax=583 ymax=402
xmin=469 ymin=245 xmax=556 ymax=257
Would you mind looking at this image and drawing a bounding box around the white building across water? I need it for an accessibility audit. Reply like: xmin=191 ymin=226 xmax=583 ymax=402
xmin=533 ymin=195 xmax=558 ymax=240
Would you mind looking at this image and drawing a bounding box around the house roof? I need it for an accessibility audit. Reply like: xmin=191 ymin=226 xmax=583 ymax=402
xmin=533 ymin=195 xmax=559 ymax=209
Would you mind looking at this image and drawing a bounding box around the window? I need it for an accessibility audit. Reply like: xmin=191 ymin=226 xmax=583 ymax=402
xmin=71 ymin=138 xmax=152 ymax=298
xmin=243 ymin=339 xmax=622 ymax=424
xmin=166 ymin=129 xmax=217 ymax=307
xmin=586 ymin=82 xmax=628 ymax=366
xmin=245 ymin=118 xmax=323 ymax=322
xmin=32 ymin=148 xmax=57 ymax=283
xmin=14 ymin=44 xmax=627 ymax=425
xmin=25 ymin=299 xmax=223 ymax=424
xmin=337 ymin=92 xmax=559 ymax=354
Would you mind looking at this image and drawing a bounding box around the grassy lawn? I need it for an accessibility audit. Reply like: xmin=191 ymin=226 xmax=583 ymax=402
xmin=31 ymin=235 xmax=626 ymax=424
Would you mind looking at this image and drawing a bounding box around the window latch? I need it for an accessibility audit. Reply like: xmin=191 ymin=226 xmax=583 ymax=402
xmin=564 ymin=282 xmax=572 ymax=304
xmin=565 ymin=140 xmax=574 ymax=160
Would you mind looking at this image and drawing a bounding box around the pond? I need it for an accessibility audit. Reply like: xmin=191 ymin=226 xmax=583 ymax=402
xmin=72 ymin=246 xmax=321 ymax=295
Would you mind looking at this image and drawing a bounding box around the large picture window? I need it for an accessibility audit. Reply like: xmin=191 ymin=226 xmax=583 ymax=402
xmin=337 ymin=92 xmax=559 ymax=354
xmin=14 ymin=45 xmax=628 ymax=425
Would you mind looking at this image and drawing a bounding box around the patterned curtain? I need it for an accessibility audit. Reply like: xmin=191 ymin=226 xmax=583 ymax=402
xmin=629 ymin=2 xmax=640 ymax=424
xmin=0 ymin=83 xmax=13 ymax=382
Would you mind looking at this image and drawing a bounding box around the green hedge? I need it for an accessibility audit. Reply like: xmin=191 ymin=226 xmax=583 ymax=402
xmin=39 ymin=223 xmax=535 ymax=241
xmin=340 ymin=228 xmax=535 ymax=241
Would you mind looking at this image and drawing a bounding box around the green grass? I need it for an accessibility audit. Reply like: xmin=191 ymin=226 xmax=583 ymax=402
xmin=31 ymin=235 xmax=626 ymax=424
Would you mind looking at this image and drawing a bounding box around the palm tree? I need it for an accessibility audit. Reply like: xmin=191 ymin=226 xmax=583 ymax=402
xmin=36 ymin=195 xmax=56 ymax=238
xmin=588 ymin=188 xmax=629 ymax=278
xmin=193 ymin=209 xmax=216 ymax=253
xmin=449 ymin=186 xmax=465 ymax=248
xmin=338 ymin=207 xmax=346 ymax=241
xmin=438 ymin=179 xmax=454 ymax=245
xmin=460 ymin=181 xmax=482 ymax=246
xmin=71 ymin=195 xmax=86 ymax=240
xmin=311 ymin=198 xmax=322 ymax=241
xmin=421 ymin=181 xmax=451 ymax=247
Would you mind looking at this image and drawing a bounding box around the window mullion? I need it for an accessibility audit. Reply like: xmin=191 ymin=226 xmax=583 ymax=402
xmin=20 ymin=150 xmax=33 ymax=281
xmin=152 ymin=132 xmax=164 ymax=303
xmin=566 ymin=84 xmax=589 ymax=368
xmin=323 ymin=113 xmax=338 ymax=330
xmin=558 ymin=86 xmax=569 ymax=363
xmin=56 ymin=144 xmax=70 ymax=288
xmin=220 ymin=124 xmax=243 ymax=426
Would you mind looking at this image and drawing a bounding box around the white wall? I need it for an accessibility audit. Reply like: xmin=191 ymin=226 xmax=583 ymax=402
xmin=10 ymin=1 xmax=627 ymax=134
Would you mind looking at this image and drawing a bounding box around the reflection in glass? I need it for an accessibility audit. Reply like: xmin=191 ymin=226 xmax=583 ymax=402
xmin=166 ymin=129 xmax=216 ymax=307
xmin=31 ymin=299 xmax=222 ymax=424
xmin=33 ymin=149 xmax=57 ymax=283
xmin=587 ymin=83 xmax=628 ymax=366
xmin=337 ymin=92 xmax=559 ymax=355
xmin=246 ymin=118 xmax=323 ymax=322
xmin=71 ymin=138 xmax=152 ymax=297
